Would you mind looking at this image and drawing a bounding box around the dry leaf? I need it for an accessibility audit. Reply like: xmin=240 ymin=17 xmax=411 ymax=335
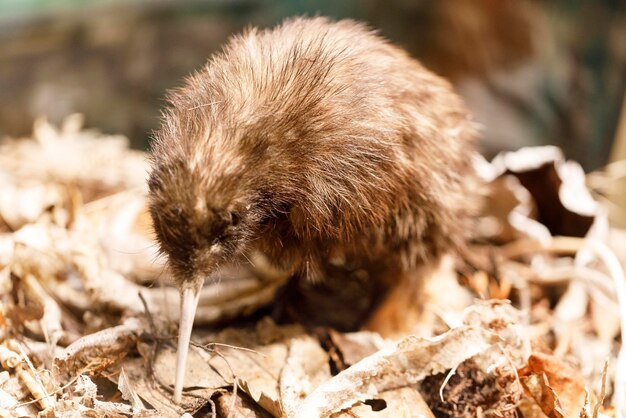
xmin=297 ymin=326 xmax=497 ymax=418
xmin=214 ymin=391 xmax=274 ymax=418
xmin=55 ymin=318 xmax=144 ymax=376
xmin=520 ymin=372 xmax=568 ymax=418
xmin=519 ymin=353 xmax=587 ymax=418
xmin=0 ymin=117 xmax=622 ymax=417
xmin=279 ymin=336 xmax=332 ymax=417
xmin=152 ymin=344 xmax=229 ymax=399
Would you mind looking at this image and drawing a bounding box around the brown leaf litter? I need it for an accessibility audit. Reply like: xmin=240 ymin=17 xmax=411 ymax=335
xmin=0 ymin=117 xmax=624 ymax=417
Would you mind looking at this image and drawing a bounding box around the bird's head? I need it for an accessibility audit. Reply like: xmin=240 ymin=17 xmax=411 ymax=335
xmin=147 ymin=157 xmax=260 ymax=286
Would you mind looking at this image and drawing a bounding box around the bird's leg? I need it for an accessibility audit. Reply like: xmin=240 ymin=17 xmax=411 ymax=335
xmin=173 ymin=279 xmax=202 ymax=403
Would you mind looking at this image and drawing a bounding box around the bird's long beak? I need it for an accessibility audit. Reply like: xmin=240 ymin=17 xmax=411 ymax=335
xmin=173 ymin=281 xmax=202 ymax=404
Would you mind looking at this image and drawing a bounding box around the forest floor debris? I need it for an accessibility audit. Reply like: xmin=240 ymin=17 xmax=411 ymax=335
xmin=0 ymin=117 xmax=624 ymax=417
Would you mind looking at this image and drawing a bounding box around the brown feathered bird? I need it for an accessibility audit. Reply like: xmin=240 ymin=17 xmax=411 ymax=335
xmin=148 ymin=17 xmax=480 ymax=403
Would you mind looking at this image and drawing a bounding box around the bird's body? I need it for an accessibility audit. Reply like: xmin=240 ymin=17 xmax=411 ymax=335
xmin=148 ymin=17 xmax=480 ymax=403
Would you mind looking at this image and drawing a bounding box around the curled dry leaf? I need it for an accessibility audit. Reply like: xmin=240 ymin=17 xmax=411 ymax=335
xmin=490 ymin=146 xmax=598 ymax=238
xmin=204 ymin=320 xmax=309 ymax=417
xmin=117 ymin=368 xmax=146 ymax=414
xmin=520 ymin=372 xmax=567 ymax=418
xmin=21 ymin=274 xmax=65 ymax=347
xmin=518 ymin=353 xmax=587 ymax=418
xmin=334 ymin=387 xmax=435 ymax=418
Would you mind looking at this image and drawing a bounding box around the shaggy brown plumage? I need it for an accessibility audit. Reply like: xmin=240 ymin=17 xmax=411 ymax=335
xmin=147 ymin=16 xmax=481 ymax=403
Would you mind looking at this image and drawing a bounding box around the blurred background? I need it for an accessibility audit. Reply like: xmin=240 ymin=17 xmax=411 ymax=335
xmin=0 ymin=0 xmax=624 ymax=171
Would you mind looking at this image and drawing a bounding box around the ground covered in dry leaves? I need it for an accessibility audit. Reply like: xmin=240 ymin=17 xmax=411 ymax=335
xmin=0 ymin=116 xmax=624 ymax=417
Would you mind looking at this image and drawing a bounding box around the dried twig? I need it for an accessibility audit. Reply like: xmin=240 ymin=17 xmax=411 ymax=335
xmin=500 ymin=236 xmax=585 ymax=259
xmin=593 ymin=359 xmax=609 ymax=418
xmin=12 ymin=369 xmax=84 ymax=409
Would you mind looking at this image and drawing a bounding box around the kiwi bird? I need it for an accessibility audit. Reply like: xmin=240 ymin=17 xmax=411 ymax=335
xmin=148 ymin=17 xmax=479 ymax=403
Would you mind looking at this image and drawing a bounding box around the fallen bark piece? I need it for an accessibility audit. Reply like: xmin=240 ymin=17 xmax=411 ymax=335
xmin=0 ymin=340 xmax=56 ymax=411
xmin=297 ymin=326 xmax=497 ymax=418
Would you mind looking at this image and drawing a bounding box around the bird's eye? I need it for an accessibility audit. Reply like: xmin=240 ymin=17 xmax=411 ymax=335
xmin=230 ymin=211 xmax=241 ymax=226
